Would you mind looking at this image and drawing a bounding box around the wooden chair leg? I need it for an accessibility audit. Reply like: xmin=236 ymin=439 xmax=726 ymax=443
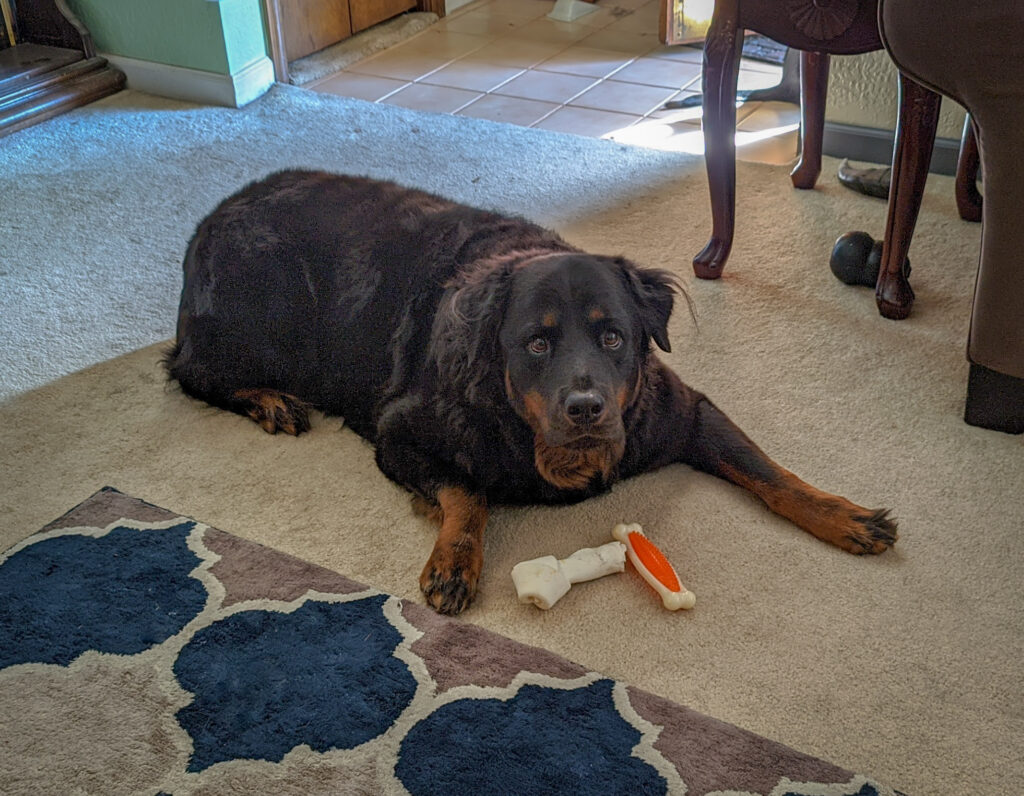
xmin=955 ymin=115 xmax=982 ymax=222
xmin=791 ymin=51 xmax=830 ymax=189
xmin=876 ymin=73 xmax=942 ymax=320
xmin=692 ymin=0 xmax=743 ymax=280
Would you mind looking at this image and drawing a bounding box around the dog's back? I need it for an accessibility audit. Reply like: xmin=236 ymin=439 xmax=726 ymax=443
xmin=165 ymin=170 xmax=560 ymax=437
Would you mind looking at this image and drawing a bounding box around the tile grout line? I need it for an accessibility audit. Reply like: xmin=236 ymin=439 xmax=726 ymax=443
xmin=317 ymin=0 xmax=791 ymax=152
xmin=353 ymin=0 xmax=664 ymax=123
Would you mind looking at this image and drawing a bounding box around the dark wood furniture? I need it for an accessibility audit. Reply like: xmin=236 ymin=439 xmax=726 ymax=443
xmin=954 ymin=116 xmax=982 ymax=224
xmin=664 ymin=1 xmax=1017 ymax=431
xmin=664 ymin=0 xmax=981 ymax=325
xmin=0 ymin=0 xmax=124 ymax=138
xmin=870 ymin=69 xmax=938 ymax=319
xmin=663 ymin=0 xmax=884 ymax=281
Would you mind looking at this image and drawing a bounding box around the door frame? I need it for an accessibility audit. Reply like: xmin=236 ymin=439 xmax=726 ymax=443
xmin=261 ymin=0 xmax=445 ymax=83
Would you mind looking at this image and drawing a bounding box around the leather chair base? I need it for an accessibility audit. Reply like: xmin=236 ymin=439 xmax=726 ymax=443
xmin=965 ymin=363 xmax=1024 ymax=435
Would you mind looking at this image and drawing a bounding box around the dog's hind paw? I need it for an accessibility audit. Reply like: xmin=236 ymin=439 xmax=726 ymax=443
xmin=233 ymin=388 xmax=311 ymax=435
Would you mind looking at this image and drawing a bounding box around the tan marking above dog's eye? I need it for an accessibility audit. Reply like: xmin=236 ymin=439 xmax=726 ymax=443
xmin=589 ymin=307 xmax=605 ymax=322
xmin=542 ymin=312 xmax=558 ymax=328
xmin=528 ymin=336 xmax=550 ymax=355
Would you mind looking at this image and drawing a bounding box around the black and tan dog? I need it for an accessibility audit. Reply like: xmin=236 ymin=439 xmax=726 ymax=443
xmin=165 ymin=170 xmax=897 ymax=614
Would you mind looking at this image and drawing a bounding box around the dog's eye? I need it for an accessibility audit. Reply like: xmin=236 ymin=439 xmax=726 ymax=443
xmin=528 ymin=336 xmax=550 ymax=355
xmin=602 ymin=330 xmax=622 ymax=350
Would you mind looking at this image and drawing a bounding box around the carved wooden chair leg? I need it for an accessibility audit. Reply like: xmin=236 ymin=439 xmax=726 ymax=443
xmin=876 ymin=73 xmax=942 ymax=320
xmin=955 ymin=115 xmax=982 ymax=222
xmin=791 ymin=51 xmax=830 ymax=189
xmin=693 ymin=0 xmax=744 ymax=280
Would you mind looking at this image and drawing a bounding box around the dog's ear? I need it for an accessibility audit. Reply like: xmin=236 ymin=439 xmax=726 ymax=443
xmin=428 ymin=262 xmax=512 ymax=403
xmin=618 ymin=258 xmax=678 ymax=353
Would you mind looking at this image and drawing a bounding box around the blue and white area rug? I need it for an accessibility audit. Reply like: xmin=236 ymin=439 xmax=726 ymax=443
xmin=0 ymin=487 xmax=904 ymax=795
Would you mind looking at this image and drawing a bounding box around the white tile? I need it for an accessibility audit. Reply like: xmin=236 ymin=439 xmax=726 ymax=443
xmin=421 ymin=60 xmax=525 ymax=92
xmin=347 ymin=51 xmax=453 ymax=81
xmin=736 ymin=101 xmax=801 ymax=132
xmin=456 ymin=93 xmax=559 ymax=125
xmin=534 ymin=45 xmax=636 ymax=79
xmin=381 ymin=82 xmax=481 ymax=113
xmin=579 ymin=27 xmax=660 ymax=55
xmin=570 ymin=79 xmax=678 ymax=116
xmin=493 ymin=70 xmax=597 ymax=103
xmin=308 ymin=72 xmax=408 ymax=102
xmin=534 ymin=105 xmax=641 ymax=137
xmin=611 ymin=56 xmax=702 ymax=89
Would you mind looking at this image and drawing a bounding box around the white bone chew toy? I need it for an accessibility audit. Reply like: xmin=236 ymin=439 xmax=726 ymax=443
xmin=511 ymin=541 xmax=627 ymax=609
xmin=612 ymin=523 xmax=696 ymax=610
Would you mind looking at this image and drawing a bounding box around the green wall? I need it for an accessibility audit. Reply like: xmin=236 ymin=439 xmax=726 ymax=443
xmin=66 ymin=0 xmax=268 ymax=76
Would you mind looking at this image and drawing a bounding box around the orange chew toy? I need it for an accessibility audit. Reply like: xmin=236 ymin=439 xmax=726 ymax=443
xmin=612 ymin=523 xmax=696 ymax=610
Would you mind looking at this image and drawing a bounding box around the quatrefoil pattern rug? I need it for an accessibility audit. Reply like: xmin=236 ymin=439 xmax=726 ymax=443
xmin=0 ymin=488 xmax=902 ymax=795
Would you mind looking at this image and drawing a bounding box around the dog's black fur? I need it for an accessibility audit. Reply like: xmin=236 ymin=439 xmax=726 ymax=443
xmin=166 ymin=170 xmax=897 ymax=614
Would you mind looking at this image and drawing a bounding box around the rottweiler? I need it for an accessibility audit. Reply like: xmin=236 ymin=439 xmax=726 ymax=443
xmin=165 ymin=170 xmax=897 ymax=614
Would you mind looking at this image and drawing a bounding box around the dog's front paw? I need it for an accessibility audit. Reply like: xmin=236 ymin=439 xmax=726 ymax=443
xmin=797 ymin=496 xmax=899 ymax=555
xmin=420 ymin=547 xmax=482 ymax=615
xmin=842 ymin=508 xmax=898 ymax=554
xmin=827 ymin=506 xmax=901 ymax=557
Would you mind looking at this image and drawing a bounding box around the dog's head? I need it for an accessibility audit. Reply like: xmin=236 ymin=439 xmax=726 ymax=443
xmin=500 ymin=254 xmax=676 ymax=489
xmin=431 ymin=252 xmax=677 ymax=491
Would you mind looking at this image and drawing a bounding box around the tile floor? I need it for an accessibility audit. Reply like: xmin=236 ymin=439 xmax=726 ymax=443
xmin=305 ymin=0 xmax=801 ymax=163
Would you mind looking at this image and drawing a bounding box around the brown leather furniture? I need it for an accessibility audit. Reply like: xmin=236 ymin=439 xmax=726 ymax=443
xmin=877 ymin=0 xmax=1024 ymax=432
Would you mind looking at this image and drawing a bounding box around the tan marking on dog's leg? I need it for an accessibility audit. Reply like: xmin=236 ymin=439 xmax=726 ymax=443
xmin=419 ymin=487 xmax=488 ymax=615
xmin=720 ymin=463 xmax=897 ymax=554
xmin=411 ymin=495 xmax=444 ymax=526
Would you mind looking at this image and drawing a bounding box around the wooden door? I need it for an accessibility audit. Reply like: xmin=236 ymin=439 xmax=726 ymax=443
xmin=349 ymin=0 xmax=416 ymax=34
xmin=281 ymin=0 xmax=353 ymax=61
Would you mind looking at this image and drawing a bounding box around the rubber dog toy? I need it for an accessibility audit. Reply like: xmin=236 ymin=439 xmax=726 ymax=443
xmin=829 ymin=231 xmax=911 ymax=287
xmin=612 ymin=523 xmax=696 ymax=610
xmin=511 ymin=541 xmax=627 ymax=609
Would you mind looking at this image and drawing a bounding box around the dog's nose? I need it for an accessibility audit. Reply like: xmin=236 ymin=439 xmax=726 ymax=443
xmin=564 ymin=390 xmax=605 ymax=426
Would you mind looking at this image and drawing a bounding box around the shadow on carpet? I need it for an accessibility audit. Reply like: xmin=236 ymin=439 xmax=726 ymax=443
xmin=0 ymin=487 xmax=903 ymax=795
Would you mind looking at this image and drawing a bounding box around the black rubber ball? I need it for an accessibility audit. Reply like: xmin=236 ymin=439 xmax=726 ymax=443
xmin=830 ymin=231 xmax=879 ymax=286
xmin=830 ymin=232 xmax=911 ymax=287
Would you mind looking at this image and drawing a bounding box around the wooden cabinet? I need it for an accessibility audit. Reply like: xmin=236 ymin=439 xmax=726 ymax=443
xmin=282 ymin=0 xmax=353 ymax=61
xmin=280 ymin=0 xmax=417 ymax=61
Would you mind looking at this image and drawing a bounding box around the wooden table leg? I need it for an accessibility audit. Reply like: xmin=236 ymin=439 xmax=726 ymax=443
xmin=791 ymin=51 xmax=830 ymax=189
xmin=955 ymin=115 xmax=982 ymax=222
xmin=876 ymin=73 xmax=941 ymax=320
xmin=692 ymin=0 xmax=743 ymax=279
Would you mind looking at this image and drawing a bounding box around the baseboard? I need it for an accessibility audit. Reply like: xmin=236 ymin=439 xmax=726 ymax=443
xmin=102 ymin=54 xmax=275 ymax=108
xmin=822 ymin=121 xmax=960 ymax=176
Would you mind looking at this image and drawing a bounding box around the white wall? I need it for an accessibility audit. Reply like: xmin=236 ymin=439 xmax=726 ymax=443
xmin=826 ymin=50 xmax=966 ymax=139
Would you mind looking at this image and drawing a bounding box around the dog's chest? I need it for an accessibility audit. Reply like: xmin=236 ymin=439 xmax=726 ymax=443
xmin=458 ymin=424 xmax=612 ymax=505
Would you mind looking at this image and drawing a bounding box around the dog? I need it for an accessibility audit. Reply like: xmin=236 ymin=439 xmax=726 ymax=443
xmin=165 ymin=170 xmax=897 ymax=615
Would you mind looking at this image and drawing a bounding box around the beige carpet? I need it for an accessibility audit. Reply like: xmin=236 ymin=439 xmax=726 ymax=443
xmin=1 ymin=86 xmax=1021 ymax=795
